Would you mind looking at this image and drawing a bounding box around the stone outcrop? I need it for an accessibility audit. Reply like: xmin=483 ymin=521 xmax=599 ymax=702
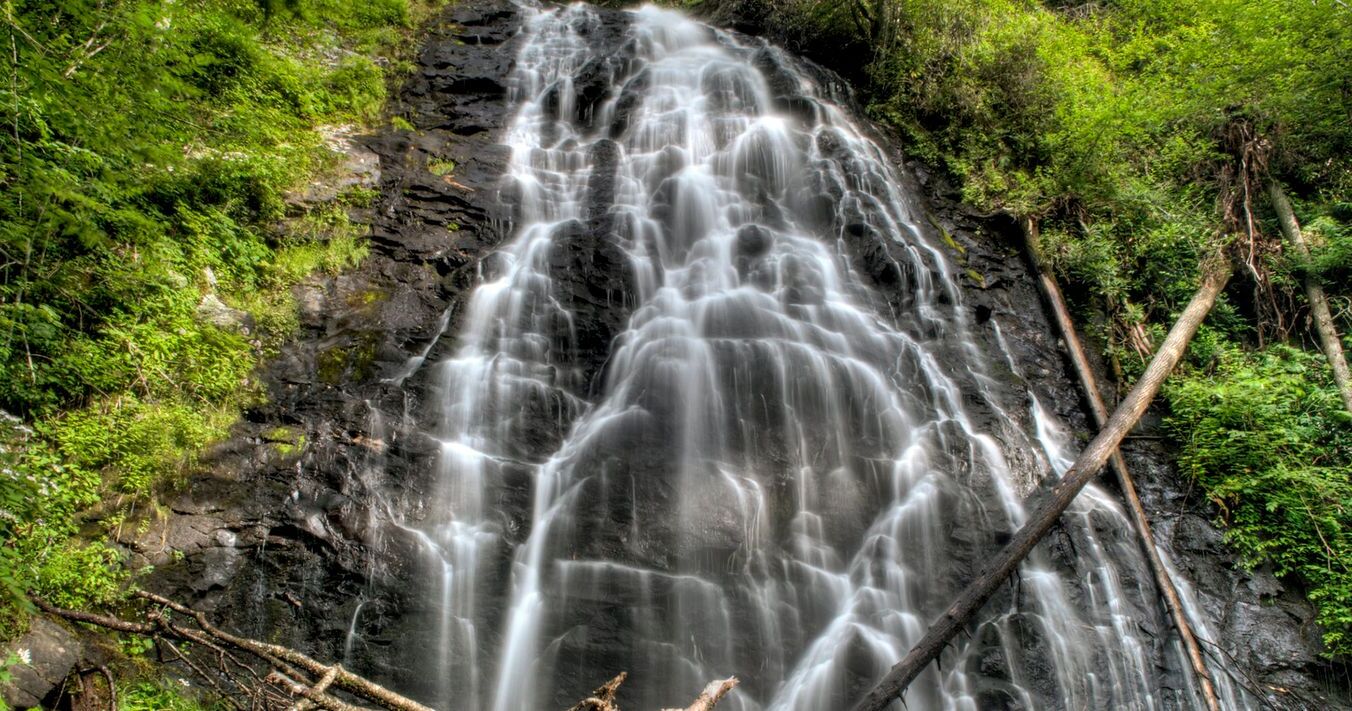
xmin=1 ymin=618 xmax=81 ymax=709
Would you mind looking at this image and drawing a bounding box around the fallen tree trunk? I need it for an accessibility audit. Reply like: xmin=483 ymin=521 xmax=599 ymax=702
xmin=565 ymin=672 xmax=738 ymax=711
xmin=1268 ymin=182 xmax=1352 ymax=414
xmin=36 ymin=594 xmax=736 ymax=711
xmin=1022 ymin=219 xmax=1221 ymax=711
xmin=567 ymin=673 xmax=629 ymax=711
xmin=33 ymin=594 xmax=405 ymax=711
xmin=665 ymin=677 xmax=740 ymax=711
xmin=856 ymin=257 xmax=1232 ymax=711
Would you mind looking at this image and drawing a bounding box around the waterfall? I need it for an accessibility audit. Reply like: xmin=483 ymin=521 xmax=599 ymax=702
xmin=394 ymin=4 xmax=1249 ymax=709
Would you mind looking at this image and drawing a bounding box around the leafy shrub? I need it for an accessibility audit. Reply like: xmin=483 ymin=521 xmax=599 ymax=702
xmin=45 ymin=399 xmax=233 ymax=496
xmin=120 ymin=679 xmax=217 ymax=711
xmin=324 ymin=57 xmax=388 ymax=121
xmin=0 ymin=0 xmax=443 ymax=643
xmin=1167 ymin=342 xmax=1352 ymax=654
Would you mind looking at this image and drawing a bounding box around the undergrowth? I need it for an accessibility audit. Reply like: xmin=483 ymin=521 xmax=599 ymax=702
xmin=0 ymin=0 xmax=449 ymax=643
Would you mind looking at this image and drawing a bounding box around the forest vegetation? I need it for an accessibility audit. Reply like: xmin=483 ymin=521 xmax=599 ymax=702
xmin=0 ymin=0 xmax=1349 ymax=706
xmin=0 ymin=0 xmax=446 ymax=705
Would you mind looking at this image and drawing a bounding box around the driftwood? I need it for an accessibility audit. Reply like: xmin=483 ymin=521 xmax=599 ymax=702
xmin=856 ymin=257 xmax=1232 ymax=711
xmin=35 ymin=593 xmax=737 ymax=711
xmin=567 ymin=673 xmax=630 ymax=711
xmin=566 ymin=673 xmax=739 ymax=711
xmin=1269 ymin=182 xmax=1352 ymax=414
xmin=33 ymin=593 xmax=411 ymax=711
xmin=1022 ymin=220 xmax=1221 ymax=711
xmin=664 ymin=677 xmax=740 ymax=711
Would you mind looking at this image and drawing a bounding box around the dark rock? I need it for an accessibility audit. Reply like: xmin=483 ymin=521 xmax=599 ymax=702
xmin=1 ymin=618 xmax=80 ymax=710
xmin=135 ymin=1 xmax=526 ymax=699
xmin=285 ymin=132 xmax=380 ymax=208
xmin=735 ymin=224 xmax=773 ymax=258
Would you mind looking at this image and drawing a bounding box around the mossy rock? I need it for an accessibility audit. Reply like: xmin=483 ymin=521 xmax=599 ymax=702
xmin=428 ymin=157 xmax=456 ymax=177
xmin=262 ymin=426 xmax=306 ymax=458
xmin=345 ymin=286 xmax=388 ymax=309
xmin=316 ymin=333 xmax=380 ymax=386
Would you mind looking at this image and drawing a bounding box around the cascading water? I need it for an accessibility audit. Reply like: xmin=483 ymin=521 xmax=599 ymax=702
xmin=392 ymin=4 xmax=1250 ymax=709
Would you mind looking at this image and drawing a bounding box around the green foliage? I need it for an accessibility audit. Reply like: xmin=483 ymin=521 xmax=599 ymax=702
xmin=428 ymin=157 xmax=457 ymax=176
xmin=120 ymin=633 xmax=156 ymax=657
xmin=45 ymin=398 xmax=235 ymax=496
xmin=0 ymin=416 xmax=127 ymax=639
xmin=120 ymin=679 xmax=217 ymax=711
xmin=324 ymin=57 xmax=388 ymax=122
xmin=1298 ymin=202 xmax=1352 ymax=290
xmin=30 ymin=541 xmax=128 ymax=610
xmin=0 ymin=0 xmax=446 ymax=643
xmin=0 ymin=649 xmax=26 ymax=710
xmin=268 ymin=206 xmax=371 ymax=284
xmin=1167 ymin=341 xmax=1352 ymax=653
xmin=772 ymin=0 xmax=1350 ymax=320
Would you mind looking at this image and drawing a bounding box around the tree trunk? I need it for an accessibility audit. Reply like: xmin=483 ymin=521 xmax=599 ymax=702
xmin=855 ymin=257 xmax=1232 ymax=711
xmin=35 ymin=594 xmax=736 ymax=711
xmin=1022 ymin=219 xmax=1221 ymax=711
xmin=1268 ymin=182 xmax=1352 ymax=414
xmin=663 ymin=678 xmax=740 ymax=711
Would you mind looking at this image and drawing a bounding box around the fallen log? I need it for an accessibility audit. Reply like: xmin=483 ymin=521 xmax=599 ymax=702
xmin=567 ymin=673 xmax=628 ymax=711
xmin=856 ymin=256 xmax=1232 ymax=711
xmin=134 ymin=591 xmax=430 ymax=711
xmin=1268 ymin=182 xmax=1352 ymax=414
xmin=33 ymin=595 xmax=400 ymax=711
xmin=266 ymin=669 xmax=367 ymax=711
xmin=664 ymin=677 xmax=739 ymax=711
xmin=567 ymin=672 xmax=738 ymax=711
xmin=1022 ymin=218 xmax=1221 ymax=711
xmin=35 ymin=593 xmax=737 ymax=711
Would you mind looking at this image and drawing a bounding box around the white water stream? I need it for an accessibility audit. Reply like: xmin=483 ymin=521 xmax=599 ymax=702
xmin=389 ymin=5 xmax=1251 ymax=709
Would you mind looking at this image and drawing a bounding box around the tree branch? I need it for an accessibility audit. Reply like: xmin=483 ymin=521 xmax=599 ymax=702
xmin=856 ymin=255 xmax=1232 ymax=710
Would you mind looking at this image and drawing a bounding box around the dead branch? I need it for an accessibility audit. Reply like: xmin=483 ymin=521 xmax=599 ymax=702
xmin=664 ymin=677 xmax=740 ymax=711
xmin=157 ymin=637 xmax=243 ymax=711
xmin=99 ymin=665 xmax=116 ymax=711
xmin=264 ymin=670 xmax=371 ymax=711
xmin=1269 ymin=182 xmax=1352 ymax=414
xmin=34 ymin=593 xmax=431 ymax=711
xmin=134 ymin=590 xmax=432 ymax=711
xmin=31 ymin=598 xmax=153 ymax=634
xmin=567 ymin=672 xmax=738 ymax=711
xmin=856 ymin=256 xmax=1232 ymax=710
xmin=36 ymin=593 xmax=737 ymax=711
xmin=567 ymin=673 xmax=628 ymax=711
xmin=1023 ymin=219 xmax=1221 ymax=711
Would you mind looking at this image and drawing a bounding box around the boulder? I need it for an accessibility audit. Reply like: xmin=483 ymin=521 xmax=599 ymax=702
xmin=1 ymin=617 xmax=80 ymax=710
xmin=196 ymin=293 xmax=253 ymax=334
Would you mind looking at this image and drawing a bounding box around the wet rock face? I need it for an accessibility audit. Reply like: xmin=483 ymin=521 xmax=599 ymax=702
xmin=1125 ymin=437 xmax=1346 ymax=708
xmin=144 ymin=1 xmax=1349 ymax=708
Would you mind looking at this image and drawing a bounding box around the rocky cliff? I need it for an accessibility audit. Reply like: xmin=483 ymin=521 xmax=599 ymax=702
xmin=127 ymin=2 xmax=1349 ymax=708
